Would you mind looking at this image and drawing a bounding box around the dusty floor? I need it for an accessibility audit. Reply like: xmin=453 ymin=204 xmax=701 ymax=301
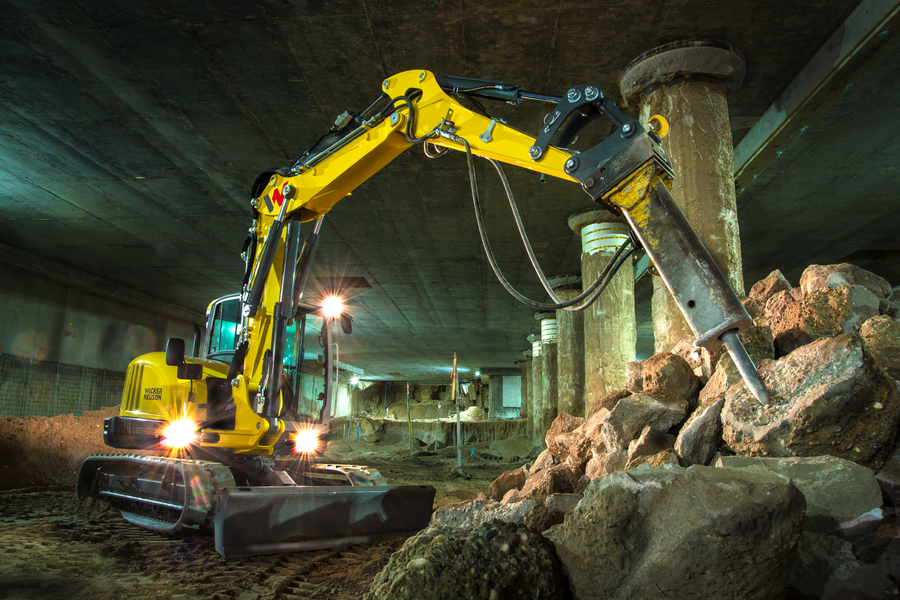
xmin=0 ymin=415 xmax=522 ymax=600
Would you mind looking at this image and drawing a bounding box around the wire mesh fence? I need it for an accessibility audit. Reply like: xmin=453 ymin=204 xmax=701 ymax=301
xmin=0 ymin=353 xmax=124 ymax=418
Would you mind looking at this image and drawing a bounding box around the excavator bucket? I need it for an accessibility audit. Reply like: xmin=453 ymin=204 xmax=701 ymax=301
xmin=214 ymin=484 xmax=436 ymax=556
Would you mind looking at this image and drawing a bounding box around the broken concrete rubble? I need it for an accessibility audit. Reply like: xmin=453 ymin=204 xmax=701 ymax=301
xmin=716 ymin=455 xmax=883 ymax=543
xmin=721 ymin=332 xmax=900 ymax=471
xmin=600 ymin=391 xmax=687 ymax=450
xmin=431 ymin=498 xmax=564 ymax=534
xmin=773 ymin=285 xmax=856 ymax=355
xmin=434 ymin=263 xmax=900 ymax=600
xmin=750 ymin=268 xmax=792 ymax=302
xmin=544 ymin=412 xmax=584 ymax=462
xmin=364 ymin=521 xmax=569 ymax=600
xmin=765 ymin=288 xmax=797 ymax=326
xmin=861 ymin=315 xmax=900 ymax=381
xmin=674 ymin=397 xmax=725 ymax=466
xmin=623 ymin=447 xmax=679 ymax=470
xmin=789 ymin=531 xmax=899 ymax=600
xmin=801 ymin=263 xmax=893 ymax=299
xmin=486 ymin=467 xmax=526 ymax=502
xmin=625 ymin=351 xmax=699 ymax=404
xmin=518 ymin=463 xmax=580 ymax=503
xmin=547 ymin=464 xmax=806 ymax=600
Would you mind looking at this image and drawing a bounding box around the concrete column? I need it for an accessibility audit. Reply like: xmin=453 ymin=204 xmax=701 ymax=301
xmin=516 ymin=357 xmax=531 ymax=431
xmin=620 ymin=40 xmax=747 ymax=353
xmin=536 ymin=312 xmax=558 ymax=444
xmin=349 ymin=386 xmax=361 ymax=415
xmin=550 ymin=275 xmax=585 ymax=418
xmin=569 ymin=208 xmax=636 ymax=413
xmin=528 ymin=333 xmax=544 ymax=447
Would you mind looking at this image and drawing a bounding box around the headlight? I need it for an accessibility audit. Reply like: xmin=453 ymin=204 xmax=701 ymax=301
xmin=321 ymin=295 xmax=344 ymax=320
xmin=161 ymin=418 xmax=198 ymax=448
xmin=293 ymin=428 xmax=321 ymax=454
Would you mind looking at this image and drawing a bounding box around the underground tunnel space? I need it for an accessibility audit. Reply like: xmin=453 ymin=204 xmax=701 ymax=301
xmin=5 ymin=258 xmax=900 ymax=600
xmin=4 ymin=0 xmax=900 ymax=597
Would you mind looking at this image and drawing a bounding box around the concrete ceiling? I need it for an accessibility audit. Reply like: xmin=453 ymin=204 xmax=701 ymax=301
xmin=2 ymin=0 xmax=899 ymax=382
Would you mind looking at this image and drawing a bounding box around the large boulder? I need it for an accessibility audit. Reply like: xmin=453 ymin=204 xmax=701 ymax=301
xmin=365 ymin=521 xmax=569 ymax=599
xmin=486 ymin=468 xmax=527 ymax=502
xmin=547 ymin=464 xmax=806 ymax=600
xmin=625 ymin=352 xmax=699 ymax=405
xmin=675 ymin=398 xmax=725 ymax=466
xmin=751 ymin=269 xmax=793 ymax=303
xmin=431 ymin=498 xmax=562 ymax=533
xmin=545 ymin=413 xmax=586 ymax=463
xmin=773 ymin=285 xmax=877 ymax=355
xmin=519 ymin=463 xmax=580 ymax=504
xmin=721 ymin=332 xmax=900 ymax=471
xmin=861 ymin=315 xmax=900 ymax=381
xmin=789 ymin=531 xmax=898 ymax=600
xmin=601 ymin=392 xmax=688 ymax=451
xmin=800 ymin=263 xmax=892 ymax=299
xmin=716 ymin=455 xmax=883 ymax=542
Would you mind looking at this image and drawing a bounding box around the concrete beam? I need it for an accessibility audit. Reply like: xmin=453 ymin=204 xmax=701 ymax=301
xmin=734 ymin=0 xmax=900 ymax=188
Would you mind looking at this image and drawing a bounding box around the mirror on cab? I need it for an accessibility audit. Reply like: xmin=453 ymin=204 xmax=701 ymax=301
xmin=166 ymin=338 xmax=203 ymax=380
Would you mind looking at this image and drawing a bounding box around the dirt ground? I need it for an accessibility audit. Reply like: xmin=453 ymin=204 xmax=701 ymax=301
xmin=0 ymin=410 xmax=524 ymax=599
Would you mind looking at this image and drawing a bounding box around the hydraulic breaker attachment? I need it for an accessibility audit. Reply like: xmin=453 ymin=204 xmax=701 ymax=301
xmin=578 ymin=125 xmax=769 ymax=403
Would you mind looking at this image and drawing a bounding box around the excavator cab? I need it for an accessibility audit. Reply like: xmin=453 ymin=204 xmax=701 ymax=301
xmin=202 ymin=292 xmax=335 ymax=453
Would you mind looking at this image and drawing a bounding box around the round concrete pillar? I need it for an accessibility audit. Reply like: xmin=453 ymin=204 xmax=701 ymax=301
xmin=569 ymin=208 xmax=636 ymax=413
xmin=550 ymin=275 xmax=585 ymax=418
xmin=620 ymin=40 xmax=747 ymax=353
xmin=528 ymin=333 xmax=543 ymax=447
xmin=517 ymin=357 xmax=531 ymax=433
xmin=536 ymin=312 xmax=558 ymax=445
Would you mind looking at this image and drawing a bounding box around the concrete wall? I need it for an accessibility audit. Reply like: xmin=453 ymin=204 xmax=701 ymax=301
xmin=0 ymin=264 xmax=197 ymax=371
xmin=0 ymin=264 xmax=198 ymax=417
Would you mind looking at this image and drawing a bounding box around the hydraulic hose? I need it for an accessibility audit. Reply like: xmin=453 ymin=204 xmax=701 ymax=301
xmin=399 ymin=97 xmax=635 ymax=312
xmin=486 ymin=158 xmax=634 ymax=309
xmin=457 ymin=135 xmax=636 ymax=312
xmin=390 ymin=96 xmax=442 ymax=144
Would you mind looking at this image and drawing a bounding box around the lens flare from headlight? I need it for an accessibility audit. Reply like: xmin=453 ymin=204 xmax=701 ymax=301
xmin=161 ymin=418 xmax=198 ymax=448
xmin=321 ymin=295 xmax=344 ymax=320
xmin=294 ymin=429 xmax=320 ymax=454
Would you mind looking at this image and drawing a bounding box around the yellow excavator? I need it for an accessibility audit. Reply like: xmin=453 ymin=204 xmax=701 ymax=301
xmin=77 ymin=69 xmax=767 ymax=557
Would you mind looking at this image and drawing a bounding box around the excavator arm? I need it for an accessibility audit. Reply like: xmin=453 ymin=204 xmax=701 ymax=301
xmin=234 ymin=69 xmax=766 ymax=454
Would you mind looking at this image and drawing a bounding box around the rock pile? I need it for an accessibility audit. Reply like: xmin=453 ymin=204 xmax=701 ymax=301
xmin=369 ymin=264 xmax=900 ymax=599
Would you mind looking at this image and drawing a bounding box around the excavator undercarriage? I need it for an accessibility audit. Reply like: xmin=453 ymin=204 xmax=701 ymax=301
xmin=77 ymin=454 xmax=435 ymax=556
